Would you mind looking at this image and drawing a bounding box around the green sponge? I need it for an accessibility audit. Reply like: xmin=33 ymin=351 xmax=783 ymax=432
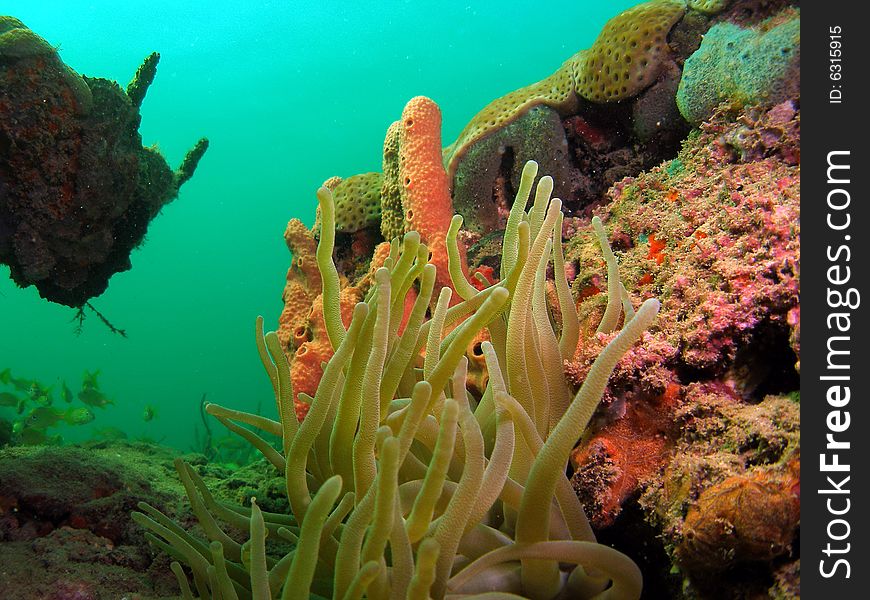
xmin=676 ymin=14 xmax=800 ymax=124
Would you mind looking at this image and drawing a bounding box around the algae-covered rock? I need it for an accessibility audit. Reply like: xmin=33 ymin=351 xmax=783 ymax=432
xmin=0 ymin=18 xmax=207 ymax=307
xmin=451 ymin=105 xmax=575 ymax=235
xmin=676 ymin=12 xmax=800 ymax=124
xmin=0 ymin=443 xmax=200 ymax=598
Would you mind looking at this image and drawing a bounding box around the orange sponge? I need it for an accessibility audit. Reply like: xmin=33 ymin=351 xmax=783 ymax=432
xmin=399 ymin=96 xmax=453 ymax=239
xmin=277 ymin=219 xmax=321 ymax=350
xmin=399 ymin=96 xmax=469 ymax=294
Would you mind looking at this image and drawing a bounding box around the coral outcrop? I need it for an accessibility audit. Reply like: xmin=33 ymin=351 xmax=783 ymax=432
xmin=444 ymin=0 xmax=702 ymax=247
xmin=0 ymin=18 xmax=207 ymax=307
xmin=575 ymin=0 xmax=687 ymax=103
xmin=564 ymin=98 xmax=799 ymax=595
xmin=451 ymin=105 xmax=575 ymax=236
xmin=269 ymin=7 xmax=800 ymax=593
xmin=330 ymin=172 xmax=384 ymax=234
xmin=41 ymin=1 xmax=797 ymax=597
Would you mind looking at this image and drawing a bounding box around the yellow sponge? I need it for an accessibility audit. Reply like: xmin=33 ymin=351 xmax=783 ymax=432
xmin=332 ymin=172 xmax=383 ymax=234
xmin=574 ymin=0 xmax=686 ymax=103
xmin=688 ymin=0 xmax=729 ymax=15
xmin=380 ymin=121 xmax=405 ymax=241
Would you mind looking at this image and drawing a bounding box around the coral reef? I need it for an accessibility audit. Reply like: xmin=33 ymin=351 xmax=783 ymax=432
xmin=262 ymin=4 xmax=801 ymax=595
xmin=443 ymin=0 xmax=687 ymax=182
xmin=0 ymin=2 xmax=805 ymax=597
xmin=567 ymin=100 xmax=799 ymax=380
xmin=676 ymin=10 xmax=800 ymax=124
xmin=563 ymin=98 xmax=799 ymax=595
xmin=0 ymin=18 xmax=207 ymax=307
xmin=443 ymin=0 xmax=703 ymax=246
xmin=136 ymin=163 xmax=661 ymax=599
xmin=299 ymin=1 xmax=750 ymax=268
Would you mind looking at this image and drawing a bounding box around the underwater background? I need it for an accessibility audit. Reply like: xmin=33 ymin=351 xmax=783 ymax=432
xmin=0 ymin=1 xmax=803 ymax=597
xmin=0 ymin=0 xmax=639 ymax=449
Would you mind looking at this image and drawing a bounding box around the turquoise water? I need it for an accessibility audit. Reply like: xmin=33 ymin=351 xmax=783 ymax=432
xmin=1 ymin=0 xmax=639 ymax=449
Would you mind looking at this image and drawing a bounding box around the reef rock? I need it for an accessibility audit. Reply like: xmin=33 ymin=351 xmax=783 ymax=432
xmin=676 ymin=10 xmax=800 ymax=124
xmin=0 ymin=17 xmax=207 ymax=307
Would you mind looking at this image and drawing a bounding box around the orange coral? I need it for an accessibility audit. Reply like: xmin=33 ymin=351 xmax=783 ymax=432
xmin=289 ymin=241 xmax=390 ymax=420
xmin=278 ymin=218 xmax=391 ymax=420
xmin=646 ymin=233 xmax=666 ymax=265
xmin=399 ymin=96 xmax=452 ymax=238
xmin=570 ymin=382 xmax=681 ymax=527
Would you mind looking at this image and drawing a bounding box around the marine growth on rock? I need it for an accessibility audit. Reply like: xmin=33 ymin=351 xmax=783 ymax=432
xmin=0 ymin=18 xmax=207 ymax=307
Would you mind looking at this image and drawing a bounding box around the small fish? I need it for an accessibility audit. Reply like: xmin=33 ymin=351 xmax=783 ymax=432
xmin=0 ymin=392 xmax=27 ymax=415
xmin=28 ymin=382 xmax=54 ymax=406
xmin=0 ymin=368 xmax=32 ymax=392
xmin=78 ymin=386 xmax=113 ymax=408
xmin=61 ymin=381 xmax=74 ymax=403
xmin=0 ymin=391 xmax=19 ymax=407
xmin=18 ymin=427 xmax=62 ymax=446
xmin=19 ymin=405 xmax=95 ymax=430
xmin=23 ymin=406 xmax=63 ymax=429
xmin=63 ymin=407 xmax=95 ymax=426
xmin=142 ymin=404 xmax=158 ymax=422
xmin=92 ymin=427 xmax=128 ymax=441
xmin=82 ymin=369 xmax=101 ymax=390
